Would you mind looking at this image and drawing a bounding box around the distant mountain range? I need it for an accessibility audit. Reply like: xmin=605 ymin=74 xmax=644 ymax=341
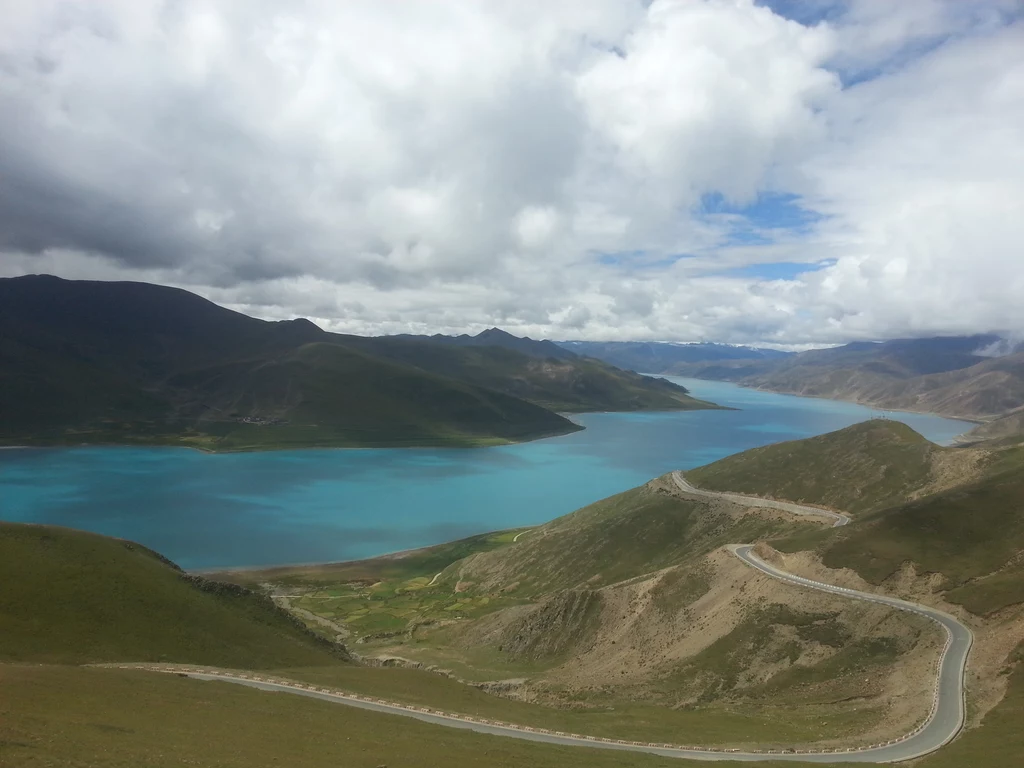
xmin=0 ymin=275 xmax=718 ymax=451
xmin=587 ymin=334 xmax=1024 ymax=432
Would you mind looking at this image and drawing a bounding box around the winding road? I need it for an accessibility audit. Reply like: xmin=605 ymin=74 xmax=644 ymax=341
xmin=670 ymin=472 xmax=851 ymax=527
xmin=135 ymin=474 xmax=972 ymax=763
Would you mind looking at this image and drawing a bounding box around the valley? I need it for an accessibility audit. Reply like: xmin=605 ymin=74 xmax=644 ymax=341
xmin=571 ymin=337 xmax=1024 ymax=435
xmin=203 ymin=421 xmax=1023 ymax=763
xmin=2 ymin=5 xmax=1022 ymax=766
xmin=4 ymin=419 xmax=1023 ymax=766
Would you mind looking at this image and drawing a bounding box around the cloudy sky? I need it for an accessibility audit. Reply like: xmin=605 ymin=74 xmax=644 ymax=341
xmin=1 ymin=0 xmax=1022 ymax=345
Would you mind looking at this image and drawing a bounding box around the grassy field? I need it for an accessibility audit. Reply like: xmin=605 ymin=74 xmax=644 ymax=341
xmin=0 ymin=523 xmax=348 ymax=668
xmin=0 ymin=664 xmax=689 ymax=768
xmin=13 ymin=652 xmax=1020 ymax=768
xmin=6 ymin=649 xmax=1022 ymax=768
xmin=263 ymin=664 xmax=884 ymax=747
xmin=0 ymin=663 xmax=884 ymax=766
xmin=213 ymin=530 xmax=534 ymax=643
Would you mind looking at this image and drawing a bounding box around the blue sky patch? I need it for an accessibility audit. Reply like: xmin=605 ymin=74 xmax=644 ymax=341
xmin=724 ymin=260 xmax=836 ymax=281
xmin=594 ymin=251 xmax=696 ymax=269
xmin=700 ymin=191 xmax=823 ymax=246
xmin=756 ymin=0 xmax=844 ymax=26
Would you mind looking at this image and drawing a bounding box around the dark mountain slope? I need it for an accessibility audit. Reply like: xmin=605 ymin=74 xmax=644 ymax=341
xmin=0 ymin=275 xmax=578 ymax=448
xmin=1 ymin=275 xmax=722 ymax=448
xmin=341 ymin=334 xmax=717 ymax=413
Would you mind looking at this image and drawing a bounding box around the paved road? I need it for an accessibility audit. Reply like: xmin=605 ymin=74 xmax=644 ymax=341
xmin=728 ymin=545 xmax=972 ymax=762
xmin=133 ymin=476 xmax=971 ymax=763
xmin=671 ymin=472 xmax=851 ymax=527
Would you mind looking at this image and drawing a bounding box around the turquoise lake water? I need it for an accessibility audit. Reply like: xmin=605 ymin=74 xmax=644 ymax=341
xmin=0 ymin=378 xmax=972 ymax=570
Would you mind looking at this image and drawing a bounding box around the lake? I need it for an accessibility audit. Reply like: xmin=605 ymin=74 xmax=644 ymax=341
xmin=0 ymin=378 xmax=972 ymax=570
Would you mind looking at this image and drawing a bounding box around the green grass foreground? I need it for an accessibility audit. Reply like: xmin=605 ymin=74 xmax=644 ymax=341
xmin=0 ymin=522 xmax=348 ymax=668
xmin=0 ymin=664 xmax=780 ymax=768
xmin=4 ymin=654 xmax=1022 ymax=768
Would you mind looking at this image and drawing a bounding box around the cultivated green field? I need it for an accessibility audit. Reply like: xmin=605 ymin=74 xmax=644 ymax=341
xmin=216 ymin=528 xmax=529 ymax=588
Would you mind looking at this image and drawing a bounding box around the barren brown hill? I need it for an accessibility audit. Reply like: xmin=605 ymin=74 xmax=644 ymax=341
xmin=667 ymin=336 xmax=1024 ymax=423
xmin=964 ymin=406 xmax=1024 ymax=444
xmin=743 ymin=351 xmax=1024 ymax=420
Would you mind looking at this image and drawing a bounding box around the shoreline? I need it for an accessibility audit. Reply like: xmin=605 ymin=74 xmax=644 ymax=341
xmin=0 ymin=401 xmax=735 ymax=455
xmin=0 ymin=424 xmax=584 ymax=455
xmin=654 ymin=374 xmax=983 ymax=428
xmin=192 ymin=531 xmax=529 ymax=577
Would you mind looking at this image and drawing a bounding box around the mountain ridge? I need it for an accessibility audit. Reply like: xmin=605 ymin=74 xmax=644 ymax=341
xmin=0 ymin=275 xmax=718 ymax=450
xmin=655 ymin=335 xmax=1024 ymax=424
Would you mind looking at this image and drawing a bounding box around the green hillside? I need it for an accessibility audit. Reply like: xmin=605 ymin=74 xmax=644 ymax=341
xmin=0 ymin=522 xmax=350 ymax=667
xmin=451 ymin=482 xmax=798 ymax=597
xmin=687 ymin=420 xmax=948 ymax=514
xmin=686 ymin=421 xmax=1024 ymax=615
xmin=819 ymin=456 xmax=1024 ymax=615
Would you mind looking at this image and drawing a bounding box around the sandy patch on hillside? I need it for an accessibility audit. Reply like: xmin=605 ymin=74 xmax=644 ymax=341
xmin=444 ymin=543 xmax=940 ymax=745
xmin=912 ymin=446 xmax=990 ymax=500
xmin=764 ymin=547 xmax=1024 ymax=727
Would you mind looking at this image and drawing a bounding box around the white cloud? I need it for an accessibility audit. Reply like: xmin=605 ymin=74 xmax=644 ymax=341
xmin=0 ymin=0 xmax=1021 ymax=344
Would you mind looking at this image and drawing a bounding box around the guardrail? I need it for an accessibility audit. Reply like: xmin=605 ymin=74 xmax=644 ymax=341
xmin=114 ymin=659 xmax=955 ymax=759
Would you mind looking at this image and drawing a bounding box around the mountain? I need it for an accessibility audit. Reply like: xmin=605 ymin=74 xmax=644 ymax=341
xmin=964 ymin=406 xmax=1024 ymax=444
xmin=341 ymin=333 xmax=718 ymax=413
xmin=223 ymin=420 xmax=1024 ymax=752
xmin=0 ymin=276 xmax=719 ymax=450
xmin=684 ymin=419 xmax=1024 ymax=616
xmin=555 ymin=340 xmax=792 ymax=373
xmin=280 ymin=421 xmax=1019 ymax=750
xmin=394 ymin=327 xmax=578 ymax=361
xmin=686 ymin=419 xmax=971 ymax=513
xmin=669 ymin=335 xmax=1024 ymax=421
